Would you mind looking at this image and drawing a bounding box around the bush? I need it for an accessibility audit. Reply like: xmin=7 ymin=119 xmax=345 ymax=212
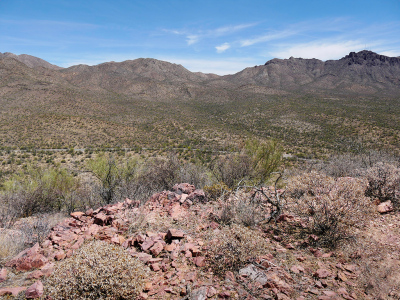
xmin=44 ymin=240 xmax=149 ymax=299
xmin=364 ymin=162 xmax=400 ymax=208
xmin=245 ymin=139 xmax=283 ymax=185
xmin=287 ymin=171 xmax=372 ymax=247
xmin=210 ymin=154 xmax=252 ymax=188
xmin=206 ymin=224 xmax=270 ymax=277
xmin=203 ymin=182 xmax=230 ymax=201
xmin=87 ymin=153 xmax=138 ymax=204
xmin=0 ymin=166 xmax=81 ymax=218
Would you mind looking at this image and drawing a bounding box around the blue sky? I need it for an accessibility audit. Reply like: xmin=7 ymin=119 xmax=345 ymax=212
xmin=1 ymin=0 xmax=400 ymax=74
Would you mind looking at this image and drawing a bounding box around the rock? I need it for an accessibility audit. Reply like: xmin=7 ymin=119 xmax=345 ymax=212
xmin=166 ymin=228 xmax=185 ymax=240
xmin=150 ymin=263 xmax=160 ymax=271
xmin=0 ymin=286 xmax=27 ymax=296
xmin=322 ymin=290 xmax=337 ymax=297
xmin=94 ymin=212 xmax=112 ymax=225
xmin=172 ymin=183 xmax=195 ymax=195
xmin=191 ymin=286 xmax=208 ymax=300
xmin=207 ymin=286 xmax=217 ymax=298
xmin=188 ymin=189 xmax=207 ymax=203
xmin=314 ymin=269 xmax=332 ymax=279
xmin=193 ymin=256 xmax=206 ymax=267
xmin=377 ymin=200 xmax=393 ymax=213
xmin=54 ymin=250 xmax=66 ymax=261
xmin=70 ymin=211 xmax=85 ymax=220
xmin=25 ymin=280 xmax=43 ymax=299
xmin=0 ymin=268 xmax=7 ymax=283
xmin=239 ymin=264 xmax=268 ymax=285
xmin=141 ymin=238 xmax=155 ymax=251
xmin=150 ymin=242 xmax=164 ymax=256
xmin=290 ymin=265 xmax=305 ymax=274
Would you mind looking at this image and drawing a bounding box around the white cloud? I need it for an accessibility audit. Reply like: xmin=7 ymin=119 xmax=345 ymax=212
xmin=215 ymin=43 xmax=230 ymax=53
xmin=186 ymin=35 xmax=199 ymax=45
xmin=240 ymin=30 xmax=297 ymax=47
xmin=163 ymin=23 xmax=256 ymax=46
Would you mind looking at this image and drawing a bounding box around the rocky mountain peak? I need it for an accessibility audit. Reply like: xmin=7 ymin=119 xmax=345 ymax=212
xmin=341 ymin=50 xmax=400 ymax=66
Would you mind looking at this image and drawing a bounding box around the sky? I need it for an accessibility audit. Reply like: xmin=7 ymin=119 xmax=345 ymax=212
xmin=1 ymin=0 xmax=400 ymax=75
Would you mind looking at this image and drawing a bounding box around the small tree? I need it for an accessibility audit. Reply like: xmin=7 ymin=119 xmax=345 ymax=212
xmin=245 ymin=139 xmax=283 ymax=185
xmin=87 ymin=154 xmax=137 ymax=204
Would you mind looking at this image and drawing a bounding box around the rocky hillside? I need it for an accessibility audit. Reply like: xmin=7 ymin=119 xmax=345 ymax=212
xmin=225 ymin=51 xmax=400 ymax=95
xmin=0 ymin=181 xmax=399 ymax=299
xmin=0 ymin=52 xmax=62 ymax=70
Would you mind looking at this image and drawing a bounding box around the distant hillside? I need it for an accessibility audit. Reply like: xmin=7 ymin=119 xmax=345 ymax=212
xmin=0 ymin=52 xmax=62 ymax=70
xmin=0 ymin=51 xmax=399 ymax=154
xmin=225 ymin=50 xmax=400 ymax=96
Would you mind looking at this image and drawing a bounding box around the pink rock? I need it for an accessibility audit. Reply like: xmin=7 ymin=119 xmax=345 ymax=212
xmin=0 ymin=286 xmax=27 ymax=296
xmin=187 ymin=189 xmax=207 ymax=203
xmin=167 ymin=229 xmax=185 ymax=240
xmin=169 ymin=203 xmax=184 ymax=219
xmin=0 ymin=268 xmax=7 ymax=282
xmin=70 ymin=211 xmax=85 ymax=219
xmin=323 ymin=290 xmax=337 ymax=297
xmin=207 ymin=286 xmax=217 ymax=298
xmin=314 ymin=269 xmax=332 ymax=279
xmin=377 ymin=200 xmax=393 ymax=213
xmin=54 ymin=250 xmax=66 ymax=261
xmin=172 ymin=183 xmax=196 ymax=194
xmin=141 ymin=238 xmax=155 ymax=251
xmin=25 ymin=280 xmax=44 ymax=299
xmin=150 ymin=263 xmax=160 ymax=271
xmin=290 ymin=265 xmax=305 ymax=274
xmin=94 ymin=212 xmax=111 ymax=225
xmin=193 ymin=256 xmax=206 ymax=267
xmin=150 ymin=242 xmax=164 ymax=256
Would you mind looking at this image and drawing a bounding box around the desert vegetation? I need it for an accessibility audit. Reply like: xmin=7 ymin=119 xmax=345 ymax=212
xmin=0 ymin=136 xmax=399 ymax=299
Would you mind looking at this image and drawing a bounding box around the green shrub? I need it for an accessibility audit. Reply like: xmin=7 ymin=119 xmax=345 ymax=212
xmin=1 ymin=166 xmax=81 ymax=217
xmin=44 ymin=240 xmax=149 ymax=299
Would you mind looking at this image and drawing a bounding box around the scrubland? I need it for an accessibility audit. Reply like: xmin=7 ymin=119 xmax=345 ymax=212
xmin=0 ymin=138 xmax=399 ymax=299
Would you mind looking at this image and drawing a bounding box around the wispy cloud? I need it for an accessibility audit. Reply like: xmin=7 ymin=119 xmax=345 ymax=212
xmin=164 ymin=23 xmax=257 ymax=46
xmin=215 ymin=43 xmax=230 ymax=53
xmin=240 ymin=29 xmax=297 ymax=47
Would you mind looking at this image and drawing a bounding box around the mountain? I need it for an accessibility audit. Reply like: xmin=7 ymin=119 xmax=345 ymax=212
xmin=0 ymin=52 xmax=63 ymax=70
xmin=0 ymin=50 xmax=400 ymax=153
xmin=225 ymin=50 xmax=400 ymax=96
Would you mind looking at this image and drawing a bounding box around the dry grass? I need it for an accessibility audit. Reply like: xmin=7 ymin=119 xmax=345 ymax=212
xmin=205 ymin=224 xmax=271 ymax=277
xmin=44 ymin=240 xmax=149 ymax=299
xmin=286 ymin=171 xmax=373 ymax=247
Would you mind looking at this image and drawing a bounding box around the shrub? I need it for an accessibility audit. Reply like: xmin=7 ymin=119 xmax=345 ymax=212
xmin=364 ymin=162 xmax=400 ymax=208
xmin=203 ymin=182 xmax=230 ymax=201
xmin=206 ymin=224 xmax=270 ymax=277
xmin=87 ymin=153 xmax=138 ymax=204
xmin=1 ymin=166 xmax=81 ymax=218
xmin=245 ymin=139 xmax=283 ymax=185
xmin=210 ymin=154 xmax=252 ymax=188
xmin=287 ymin=171 xmax=372 ymax=247
xmin=44 ymin=240 xmax=149 ymax=299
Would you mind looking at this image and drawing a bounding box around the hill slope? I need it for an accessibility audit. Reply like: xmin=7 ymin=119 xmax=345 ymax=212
xmin=0 ymin=51 xmax=400 ymax=154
